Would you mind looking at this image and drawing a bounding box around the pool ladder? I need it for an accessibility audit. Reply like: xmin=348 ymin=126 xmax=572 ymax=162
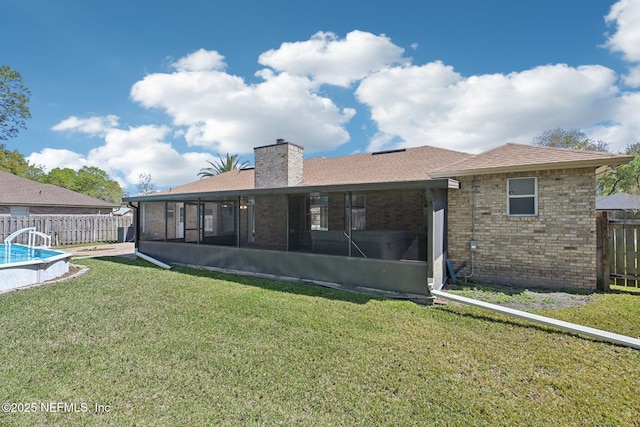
xmin=4 ymin=227 xmax=52 ymax=249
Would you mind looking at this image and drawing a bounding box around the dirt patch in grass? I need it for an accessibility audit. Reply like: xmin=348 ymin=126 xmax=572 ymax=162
xmin=444 ymin=282 xmax=595 ymax=311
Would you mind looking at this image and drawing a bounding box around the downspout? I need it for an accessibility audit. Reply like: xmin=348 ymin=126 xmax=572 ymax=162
xmin=465 ymin=177 xmax=476 ymax=279
xmin=429 ymin=285 xmax=640 ymax=350
xmin=127 ymin=202 xmax=139 ymax=249
xmin=136 ymin=250 xmax=172 ymax=270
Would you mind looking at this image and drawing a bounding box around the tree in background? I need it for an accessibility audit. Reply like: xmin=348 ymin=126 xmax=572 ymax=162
xmin=197 ymin=153 xmax=249 ymax=178
xmin=533 ymin=128 xmax=609 ymax=152
xmin=39 ymin=166 xmax=123 ymax=204
xmin=0 ymin=143 xmax=31 ymax=175
xmin=597 ymin=143 xmax=640 ymax=195
xmin=136 ymin=172 xmax=157 ymax=195
xmin=76 ymin=166 xmax=123 ymax=203
xmin=533 ymin=128 xmax=639 ymax=195
xmin=0 ymin=65 xmax=31 ymax=141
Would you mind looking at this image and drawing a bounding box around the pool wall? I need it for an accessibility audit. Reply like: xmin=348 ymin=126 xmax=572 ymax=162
xmin=0 ymin=252 xmax=73 ymax=292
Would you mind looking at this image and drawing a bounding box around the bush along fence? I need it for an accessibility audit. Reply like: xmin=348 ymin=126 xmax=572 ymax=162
xmin=0 ymin=215 xmax=133 ymax=246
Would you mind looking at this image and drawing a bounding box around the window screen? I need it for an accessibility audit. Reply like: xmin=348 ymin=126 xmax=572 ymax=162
xmin=508 ymin=177 xmax=537 ymax=216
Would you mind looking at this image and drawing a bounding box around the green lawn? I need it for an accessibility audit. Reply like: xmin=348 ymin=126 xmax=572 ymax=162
xmin=1 ymin=257 xmax=639 ymax=426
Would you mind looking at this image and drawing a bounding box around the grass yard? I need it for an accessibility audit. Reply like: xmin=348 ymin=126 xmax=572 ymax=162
xmin=0 ymin=257 xmax=639 ymax=426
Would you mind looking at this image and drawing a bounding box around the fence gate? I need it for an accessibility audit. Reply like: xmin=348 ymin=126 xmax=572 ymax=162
xmin=601 ymin=211 xmax=640 ymax=288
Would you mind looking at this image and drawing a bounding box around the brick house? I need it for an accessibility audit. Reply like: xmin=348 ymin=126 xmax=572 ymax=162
xmin=0 ymin=171 xmax=118 ymax=215
xmin=124 ymin=140 xmax=632 ymax=298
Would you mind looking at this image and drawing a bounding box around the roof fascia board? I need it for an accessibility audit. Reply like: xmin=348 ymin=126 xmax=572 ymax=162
xmin=123 ymin=178 xmax=459 ymax=202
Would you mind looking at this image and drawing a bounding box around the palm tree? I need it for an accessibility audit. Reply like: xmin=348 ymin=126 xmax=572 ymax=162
xmin=197 ymin=153 xmax=249 ymax=178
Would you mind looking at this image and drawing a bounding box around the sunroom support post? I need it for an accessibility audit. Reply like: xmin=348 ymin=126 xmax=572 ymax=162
xmin=428 ymin=188 xmax=447 ymax=290
xmin=286 ymin=195 xmax=290 ymax=252
xmin=347 ymin=192 xmax=352 ymax=257
xmin=164 ymin=200 xmax=168 ymax=242
xmin=425 ymin=190 xmax=433 ymax=278
xmin=237 ymin=196 xmax=241 ymax=247
xmin=197 ymin=198 xmax=202 ymax=244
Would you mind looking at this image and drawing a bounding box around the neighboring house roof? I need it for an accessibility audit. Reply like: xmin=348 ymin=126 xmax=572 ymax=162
xmin=596 ymin=193 xmax=640 ymax=211
xmin=0 ymin=171 xmax=118 ymax=209
xmin=112 ymin=206 xmax=133 ymax=215
xmin=136 ymin=143 xmax=634 ymax=199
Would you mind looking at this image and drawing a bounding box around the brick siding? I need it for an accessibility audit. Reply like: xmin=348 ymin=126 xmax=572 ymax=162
xmin=447 ymin=168 xmax=597 ymax=289
xmin=254 ymin=142 xmax=304 ymax=189
xmin=254 ymin=195 xmax=288 ymax=250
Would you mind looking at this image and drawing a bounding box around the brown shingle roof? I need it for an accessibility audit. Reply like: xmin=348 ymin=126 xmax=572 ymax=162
xmin=304 ymin=145 xmax=472 ymax=185
xmin=154 ymin=145 xmax=472 ymax=195
xmin=150 ymin=143 xmax=634 ymax=197
xmin=156 ymin=168 xmax=256 ymax=195
xmin=430 ymin=143 xmax=634 ymax=177
xmin=0 ymin=171 xmax=118 ymax=208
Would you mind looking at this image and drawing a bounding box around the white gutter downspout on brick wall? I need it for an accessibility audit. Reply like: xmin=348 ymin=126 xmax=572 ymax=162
xmin=465 ymin=176 xmax=477 ymax=279
xmin=429 ymin=286 xmax=640 ymax=350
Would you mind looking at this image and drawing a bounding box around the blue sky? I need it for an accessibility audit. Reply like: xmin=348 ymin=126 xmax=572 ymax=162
xmin=3 ymin=0 xmax=640 ymax=193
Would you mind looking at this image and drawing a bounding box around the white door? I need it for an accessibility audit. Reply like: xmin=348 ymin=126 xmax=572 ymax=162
xmin=176 ymin=203 xmax=184 ymax=239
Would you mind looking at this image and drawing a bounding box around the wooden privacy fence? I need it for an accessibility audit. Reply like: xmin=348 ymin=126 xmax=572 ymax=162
xmin=598 ymin=211 xmax=640 ymax=288
xmin=0 ymin=215 xmax=133 ymax=246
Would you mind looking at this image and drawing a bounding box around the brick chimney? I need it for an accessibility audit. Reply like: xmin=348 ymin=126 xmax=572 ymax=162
xmin=254 ymin=139 xmax=304 ymax=189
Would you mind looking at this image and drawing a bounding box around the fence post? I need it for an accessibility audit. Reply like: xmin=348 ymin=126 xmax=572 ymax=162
xmin=596 ymin=211 xmax=610 ymax=292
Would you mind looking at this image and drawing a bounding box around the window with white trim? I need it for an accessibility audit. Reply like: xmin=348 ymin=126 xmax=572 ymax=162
xmin=507 ymin=177 xmax=537 ymax=216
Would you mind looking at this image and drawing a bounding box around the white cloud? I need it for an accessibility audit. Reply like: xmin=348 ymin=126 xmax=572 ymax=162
xmin=46 ymin=118 xmax=214 ymax=191
xmin=605 ymin=0 xmax=640 ymax=62
xmin=588 ymin=91 xmax=640 ymax=151
xmin=51 ymin=115 xmax=119 ymax=135
xmin=171 ymin=48 xmax=227 ymax=72
xmin=605 ymin=0 xmax=640 ymax=87
xmin=131 ymin=53 xmax=355 ymax=154
xmin=27 ymin=148 xmax=88 ymax=171
xmin=258 ymin=30 xmax=406 ymax=87
xmin=624 ymin=65 xmax=640 ymax=87
xmin=90 ymin=125 xmax=213 ymax=188
xmin=356 ymin=62 xmax=623 ymax=152
xmin=39 ymin=24 xmax=640 ymax=193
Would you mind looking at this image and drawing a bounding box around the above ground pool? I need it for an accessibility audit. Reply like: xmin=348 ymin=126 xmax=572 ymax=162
xmin=0 ymin=243 xmax=73 ymax=292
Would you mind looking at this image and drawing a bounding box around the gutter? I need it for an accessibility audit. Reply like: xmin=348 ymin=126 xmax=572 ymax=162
xmin=122 ymin=178 xmax=460 ymax=203
xmin=429 ymin=286 xmax=640 ymax=350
